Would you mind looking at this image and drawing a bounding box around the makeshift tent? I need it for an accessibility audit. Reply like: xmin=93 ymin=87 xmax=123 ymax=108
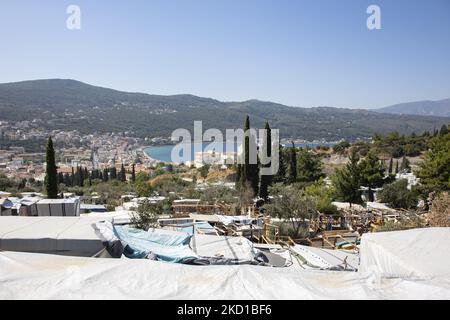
xmin=165 ymin=221 xmax=217 ymax=235
xmin=1 ymin=250 xmax=450 ymax=300
xmin=215 ymin=215 xmax=255 ymax=225
xmin=0 ymin=216 xmax=105 ymax=256
xmin=16 ymin=197 xmax=40 ymax=216
xmin=81 ymin=210 xmax=132 ymax=225
xmin=36 ymin=198 xmax=81 ymax=217
xmin=359 ymin=227 xmax=450 ymax=279
xmin=0 ymin=198 xmax=14 ymax=216
xmin=79 ymin=204 xmax=107 ymax=214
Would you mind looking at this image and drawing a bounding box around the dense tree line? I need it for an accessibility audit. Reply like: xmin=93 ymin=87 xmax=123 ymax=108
xmin=235 ymin=116 xmax=274 ymax=201
xmin=57 ymin=165 xmax=129 ymax=188
xmin=235 ymin=115 xmax=327 ymax=206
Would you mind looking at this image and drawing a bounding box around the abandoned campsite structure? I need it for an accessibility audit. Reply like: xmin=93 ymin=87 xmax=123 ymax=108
xmin=0 ymin=191 xmax=449 ymax=299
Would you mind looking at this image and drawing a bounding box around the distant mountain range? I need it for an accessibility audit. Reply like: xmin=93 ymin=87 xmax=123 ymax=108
xmin=375 ymin=99 xmax=450 ymax=117
xmin=0 ymin=79 xmax=448 ymax=141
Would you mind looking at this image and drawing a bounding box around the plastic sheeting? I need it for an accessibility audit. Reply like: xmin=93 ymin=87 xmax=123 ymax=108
xmin=167 ymin=222 xmax=217 ymax=235
xmin=82 ymin=210 xmax=133 ymax=225
xmin=215 ymin=215 xmax=254 ymax=225
xmin=291 ymin=245 xmax=359 ymax=271
xmin=1 ymin=250 xmax=450 ymax=300
xmin=113 ymin=225 xmax=198 ymax=263
xmin=359 ymin=227 xmax=450 ymax=279
xmin=97 ymin=222 xmax=259 ymax=264
xmin=192 ymin=234 xmax=257 ymax=262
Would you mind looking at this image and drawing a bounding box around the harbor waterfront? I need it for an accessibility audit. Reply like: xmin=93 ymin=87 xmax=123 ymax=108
xmin=144 ymin=142 xmax=336 ymax=163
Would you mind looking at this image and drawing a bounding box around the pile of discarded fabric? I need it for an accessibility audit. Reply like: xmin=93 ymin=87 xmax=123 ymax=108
xmin=93 ymin=221 xmax=285 ymax=266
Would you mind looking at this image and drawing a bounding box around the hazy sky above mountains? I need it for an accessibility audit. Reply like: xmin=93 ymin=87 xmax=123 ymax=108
xmin=0 ymin=0 xmax=449 ymax=109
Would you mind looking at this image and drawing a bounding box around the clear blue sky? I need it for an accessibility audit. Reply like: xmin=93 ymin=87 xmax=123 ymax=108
xmin=0 ymin=0 xmax=449 ymax=108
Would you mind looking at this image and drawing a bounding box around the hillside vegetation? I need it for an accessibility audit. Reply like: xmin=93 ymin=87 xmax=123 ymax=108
xmin=0 ymin=79 xmax=448 ymax=140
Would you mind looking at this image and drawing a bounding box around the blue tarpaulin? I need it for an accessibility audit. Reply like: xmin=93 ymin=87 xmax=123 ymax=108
xmin=113 ymin=225 xmax=198 ymax=263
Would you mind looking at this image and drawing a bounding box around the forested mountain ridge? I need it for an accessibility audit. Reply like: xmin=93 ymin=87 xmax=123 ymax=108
xmin=375 ymin=99 xmax=450 ymax=117
xmin=0 ymin=79 xmax=448 ymax=140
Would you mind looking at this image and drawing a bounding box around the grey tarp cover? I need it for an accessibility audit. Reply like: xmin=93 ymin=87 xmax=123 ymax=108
xmin=0 ymin=216 xmax=105 ymax=256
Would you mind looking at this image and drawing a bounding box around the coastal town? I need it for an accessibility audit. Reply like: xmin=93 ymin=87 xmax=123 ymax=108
xmin=0 ymin=119 xmax=162 ymax=182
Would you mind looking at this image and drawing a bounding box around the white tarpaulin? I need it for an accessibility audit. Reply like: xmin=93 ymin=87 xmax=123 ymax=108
xmin=192 ymin=234 xmax=257 ymax=261
xmin=359 ymin=227 xmax=450 ymax=279
xmin=1 ymin=218 xmax=449 ymax=299
xmin=215 ymin=215 xmax=254 ymax=225
xmin=0 ymin=216 xmax=105 ymax=256
xmin=1 ymin=250 xmax=449 ymax=300
xmin=291 ymin=245 xmax=359 ymax=270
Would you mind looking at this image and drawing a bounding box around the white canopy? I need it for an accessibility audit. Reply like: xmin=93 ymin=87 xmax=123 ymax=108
xmin=1 ymin=250 xmax=449 ymax=300
xmin=1 ymin=217 xmax=449 ymax=299
xmin=192 ymin=234 xmax=256 ymax=261
xmin=359 ymin=227 xmax=450 ymax=279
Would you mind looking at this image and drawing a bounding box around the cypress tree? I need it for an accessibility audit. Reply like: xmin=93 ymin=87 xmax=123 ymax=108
xmin=288 ymin=141 xmax=297 ymax=183
xmin=274 ymin=144 xmax=286 ymax=183
xmin=44 ymin=137 xmax=58 ymax=199
xmin=110 ymin=167 xmax=117 ymax=180
xmin=246 ymin=116 xmax=260 ymax=195
xmin=120 ymin=163 xmax=127 ymax=182
xmin=395 ymin=160 xmax=399 ymax=174
xmin=239 ymin=116 xmax=250 ymax=190
xmin=80 ymin=166 xmax=84 ymax=186
xmin=400 ymin=155 xmax=411 ymax=173
xmin=439 ymin=124 xmax=448 ymax=135
xmin=131 ymin=164 xmax=136 ymax=182
xmin=235 ymin=163 xmax=242 ymax=189
xmin=63 ymin=173 xmax=71 ymax=186
xmin=103 ymin=168 xmax=109 ymax=182
xmin=90 ymin=169 xmax=96 ymax=180
xmin=237 ymin=115 xmax=259 ymax=196
xmin=71 ymin=167 xmax=75 ymax=186
xmin=77 ymin=166 xmax=84 ymax=187
xmin=58 ymin=172 xmax=64 ymax=185
xmin=388 ymin=158 xmax=393 ymax=174
xmin=259 ymin=122 xmax=273 ymax=200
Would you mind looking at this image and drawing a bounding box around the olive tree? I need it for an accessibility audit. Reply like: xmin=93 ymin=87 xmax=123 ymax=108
xmin=262 ymin=183 xmax=317 ymax=238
